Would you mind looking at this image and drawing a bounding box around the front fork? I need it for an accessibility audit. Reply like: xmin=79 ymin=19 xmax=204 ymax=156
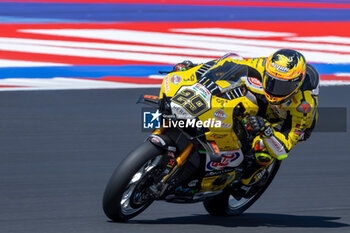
xmin=161 ymin=142 xmax=193 ymax=183
xmin=146 ymin=128 xmax=194 ymax=198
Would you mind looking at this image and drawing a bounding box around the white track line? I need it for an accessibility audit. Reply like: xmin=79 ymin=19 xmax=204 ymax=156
xmin=288 ymin=36 xmax=350 ymax=44
xmin=171 ymin=28 xmax=295 ymax=37
xmin=0 ymin=77 xmax=161 ymax=91
xmin=0 ymin=59 xmax=68 ymax=67
xmin=18 ymin=29 xmax=350 ymax=64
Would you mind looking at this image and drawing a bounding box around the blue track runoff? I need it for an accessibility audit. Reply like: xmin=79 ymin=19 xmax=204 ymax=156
xmin=0 ymin=63 xmax=347 ymax=79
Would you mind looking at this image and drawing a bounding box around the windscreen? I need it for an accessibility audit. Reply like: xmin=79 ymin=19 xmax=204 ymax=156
xmin=203 ymin=53 xmax=248 ymax=89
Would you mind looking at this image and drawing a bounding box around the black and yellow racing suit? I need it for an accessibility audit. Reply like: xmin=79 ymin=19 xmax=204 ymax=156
xmin=223 ymin=57 xmax=319 ymax=160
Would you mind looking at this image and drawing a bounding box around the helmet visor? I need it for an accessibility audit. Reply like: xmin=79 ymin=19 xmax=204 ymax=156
xmin=264 ymin=72 xmax=302 ymax=97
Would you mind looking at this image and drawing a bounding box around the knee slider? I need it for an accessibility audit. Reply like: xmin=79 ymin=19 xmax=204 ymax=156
xmin=255 ymin=152 xmax=272 ymax=166
xmin=254 ymin=139 xmax=272 ymax=166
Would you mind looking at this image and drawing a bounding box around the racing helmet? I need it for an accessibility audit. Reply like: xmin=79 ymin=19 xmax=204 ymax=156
xmin=263 ymin=49 xmax=306 ymax=104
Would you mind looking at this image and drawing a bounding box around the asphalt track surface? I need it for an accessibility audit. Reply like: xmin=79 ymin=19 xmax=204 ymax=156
xmin=0 ymin=87 xmax=349 ymax=233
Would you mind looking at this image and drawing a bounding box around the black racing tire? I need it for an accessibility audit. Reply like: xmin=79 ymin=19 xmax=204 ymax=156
xmin=103 ymin=141 xmax=163 ymax=222
xmin=203 ymin=160 xmax=281 ymax=216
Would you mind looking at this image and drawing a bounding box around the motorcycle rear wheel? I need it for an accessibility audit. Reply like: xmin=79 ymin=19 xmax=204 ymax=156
xmin=103 ymin=141 xmax=164 ymax=222
xmin=203 ymin=160 xmax=281 ymax=216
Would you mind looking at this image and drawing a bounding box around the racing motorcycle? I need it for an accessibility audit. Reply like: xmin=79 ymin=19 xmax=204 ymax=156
xmin=103 ymin=54 xmax=281 ymax=222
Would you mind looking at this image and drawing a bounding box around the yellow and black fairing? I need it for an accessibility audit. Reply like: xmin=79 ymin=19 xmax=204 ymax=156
xmin=156 ymin=58 xmax=260 ymax=195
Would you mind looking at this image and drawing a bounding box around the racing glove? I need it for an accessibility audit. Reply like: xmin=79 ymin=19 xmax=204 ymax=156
xmin=243 ymin=116 xmax=273 ymax=137
xmin=172 ymin=60 xmax=196 ymax=72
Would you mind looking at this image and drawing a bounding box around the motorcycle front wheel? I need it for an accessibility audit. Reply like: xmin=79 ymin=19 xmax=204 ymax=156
xmin=103 ymin=141 xmax=164 ymax=222
xmin=203 ymin=159 xmax=281 ymax=216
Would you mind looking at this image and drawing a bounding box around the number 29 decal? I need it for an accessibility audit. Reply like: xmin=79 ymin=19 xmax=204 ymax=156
xmin=171 ymin=89 xmax=209 ymax=116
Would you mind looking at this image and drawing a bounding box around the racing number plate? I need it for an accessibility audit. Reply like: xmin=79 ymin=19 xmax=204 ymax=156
xmin=170 ymin=83 xmax=212 ymax=118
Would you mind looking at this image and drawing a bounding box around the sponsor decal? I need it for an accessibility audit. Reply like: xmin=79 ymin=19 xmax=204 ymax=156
xmin=167 ymin=146 xmax=177 ymax=152
xmin=247 ymin=77 xmax=263 ymax=91
xmin=167 ymin=158 xmax=176 ymax=168
xmin=216 ymin=98 xmax=226 ymax=109
xmin=143 ymin=110 xmax=161 ymax=129
xmin=301 ymin=104 xmax=310 ymax=112
xmin=272 ymin=62 xmax=289 ymax=73
xmin=213 ymin=109 xmax=228 ymax=121
xmin=263 ymin=127 xmax=273 ymax=137
xmin=184 ymin=74 xmax=196 ymax=82
xmin=164 ymin=75 xmax=170 ymax=93
xmin=297 ymin=101 xmax=312 ymax=113
xmin=170 ymin=74 xmax=182 ymax=85
xmin=248 ymin=77 xmax=263 ymax=87
xmin=265 ymin=137 xmax=284 ymax=153
xmin=206 ymin=151 xmax=241 ymax=171
xmin=165 ymin=151 xmax=176 ymax=168
xmin=193 ymin=83 xmax=211 ymax=98
xmin=283 ymin=99 xmax=292 ymax=108
xmin=220 ymin=122 xmax=232 ymax=128
xmin=167 ymin=151 xmax=175 ymax=157
xmin=209 ymin=133 xmax=228 ymax=139
xmin=170 ymin=104 xmax=191 ymax=118
xmin=205 ymin=168 xmax=235 ymax=177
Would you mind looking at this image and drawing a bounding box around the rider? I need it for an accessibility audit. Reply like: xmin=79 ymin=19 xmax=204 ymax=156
xmin=172 ymin=49 xmax=319 ymax=184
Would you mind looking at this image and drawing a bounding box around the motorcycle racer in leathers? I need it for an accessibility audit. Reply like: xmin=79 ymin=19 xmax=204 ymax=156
xmin=172 ymin=49 xmax=319 ymax=185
